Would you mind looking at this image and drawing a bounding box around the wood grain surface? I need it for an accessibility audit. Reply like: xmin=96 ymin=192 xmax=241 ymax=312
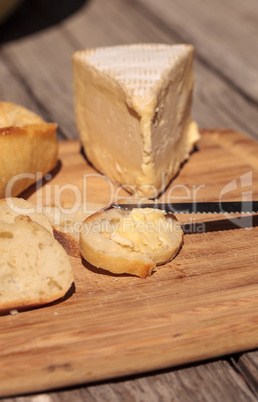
xmin=0 ymin=0 xmax=258 ymax=400
xmin=136 ymin=0 xmax=258 ymax=103
xmin=0 ymin=129 xmax=257 ymax=398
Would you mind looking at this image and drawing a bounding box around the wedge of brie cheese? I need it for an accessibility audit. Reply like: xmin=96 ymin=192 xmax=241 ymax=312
xmin=73 ymin=44 xmax=200 ymax=197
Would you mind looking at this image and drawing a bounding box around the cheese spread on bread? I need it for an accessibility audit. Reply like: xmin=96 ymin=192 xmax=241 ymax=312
xmin=80 ymin=206 xmax=183 ymax=278
xmin=111 ymin=208 xmax=173 ymax=252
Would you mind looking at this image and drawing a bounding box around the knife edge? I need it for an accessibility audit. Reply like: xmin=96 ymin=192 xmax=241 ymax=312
xmin=111 ymin=201 xmax=258 ymax=214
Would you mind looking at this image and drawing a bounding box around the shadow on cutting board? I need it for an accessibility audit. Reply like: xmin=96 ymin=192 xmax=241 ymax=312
xmin=20 ymin=159 xmax=62 ymax=201
xmin=0 ymin=282 xmax=76 ymax=316
xmin=182 ymin=214 xmax=258 ymax=234
xmin=0 ymin=0 xmax=89 ymax=44
xmin=81 ymin=258 xmax=137 ymax=278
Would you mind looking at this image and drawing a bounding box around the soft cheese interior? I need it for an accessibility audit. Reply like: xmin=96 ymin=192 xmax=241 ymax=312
xmin=73 ymin=44 xmax=200 ymax=197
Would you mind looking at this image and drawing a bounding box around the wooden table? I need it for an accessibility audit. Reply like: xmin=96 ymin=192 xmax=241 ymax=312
xmin=0 ymin=0 xmax=257 ymax=401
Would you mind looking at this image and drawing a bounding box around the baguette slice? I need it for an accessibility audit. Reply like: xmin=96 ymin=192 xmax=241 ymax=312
xmin=44 ymin=198 xmax=151 ymax=257
xmin=0 ymin=102 xmax=58 ymax=199
xmin=43 ymin=202 xmax=106 ymax=257
xmin=0 ymin=216 xmax=74 ymax=312
xmin=0 ymin=197 xmax=53 ymax=235
xmin=80 ymin=206 xmax=183 ymax=278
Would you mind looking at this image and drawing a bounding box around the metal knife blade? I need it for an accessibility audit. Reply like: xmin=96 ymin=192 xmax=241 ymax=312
xmin=112 ymin=201 xmax=258 ymax=214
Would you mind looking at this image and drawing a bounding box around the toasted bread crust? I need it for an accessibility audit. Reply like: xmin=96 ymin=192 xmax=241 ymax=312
xmin=0 ymin=102 xmax=58 ymax=199
xmin=53 ymin=228 xmax=81 ymax=258
xmin=44 ymin=202 xmax=106 ymax=258
xmin=81 ymin=238 xmax=154 ymax=278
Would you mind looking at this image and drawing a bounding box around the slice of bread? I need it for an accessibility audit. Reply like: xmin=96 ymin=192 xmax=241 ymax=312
xmin=0 ymin=197 xmax=106 ymax=259
xmin=43 ymin=202 xmax=106 ymax=257
xmin=0 ymin=197 xmax=53 ymax=235
xmin=80 ymin=206 xmax=183 ymax=278
xmin=44 ymin=198 xmax=151 ymax=258
xmin=0 ymin=102 xmax=58 ymax=198
xmin=0 ymin=216 xmax=74 ymax=312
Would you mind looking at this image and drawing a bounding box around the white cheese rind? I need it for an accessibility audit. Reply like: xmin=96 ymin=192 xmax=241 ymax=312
xmin=73 ymin=44 xmax=200 ymax=197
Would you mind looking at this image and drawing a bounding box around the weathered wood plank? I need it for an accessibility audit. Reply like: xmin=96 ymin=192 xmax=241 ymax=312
xmin=1 ymin=0 xmax=257 ymax=140
xmin=1 ymin=31 xmax=77 ymax=140
xmin=0 ymin=0 xmax=84 ymax=140
xmin=0 ymin=0 xmax=81 ymax=139
xmin=134 ymin=0 xmax=258 ymax=103
xmin=235 ymin=351 xmax=258 ymax=394
xmin=1 ymin=359 xmax=257 ymax=402
xmin=0 ymin=55 xmax=66 ymax=138
xmin=65 ymin=0 xmax=258 ymax=140
xmin=83 ymin=360 xmax=258 ymax=402
xmin=0 ymin=57 xmax=40 ymax=112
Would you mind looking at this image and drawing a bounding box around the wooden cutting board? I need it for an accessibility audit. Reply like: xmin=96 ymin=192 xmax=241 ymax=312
xmin=0 ymin=129 xmax=258 ymax=397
